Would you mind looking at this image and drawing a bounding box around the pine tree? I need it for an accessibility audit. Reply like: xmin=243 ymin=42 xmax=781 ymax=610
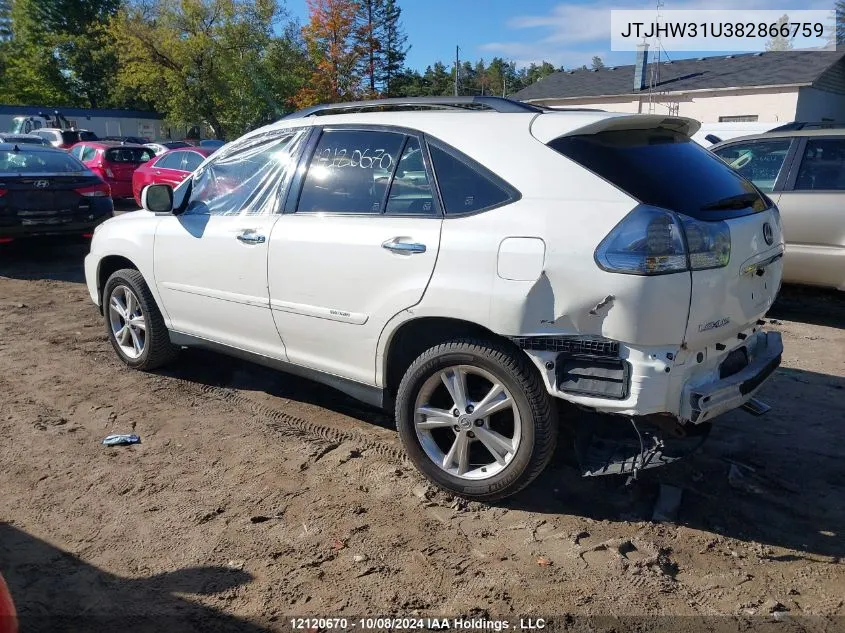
xmin=380 ymin=0 xmax=408 ymax=96
xmin=766 ymin=14 xmax=794 ymax=51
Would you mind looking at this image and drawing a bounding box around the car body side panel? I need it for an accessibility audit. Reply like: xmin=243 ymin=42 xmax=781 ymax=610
xmin=775 ymin=191 xmax=845 ymax=290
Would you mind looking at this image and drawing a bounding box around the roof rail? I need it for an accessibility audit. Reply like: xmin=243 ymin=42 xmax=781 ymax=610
xmin=768 ymin=121 xmax=845 ymax=132
xmin=282 ymin=96 xmax=547 ymax=119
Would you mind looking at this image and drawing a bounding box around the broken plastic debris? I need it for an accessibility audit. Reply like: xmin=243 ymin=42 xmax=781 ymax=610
xmin=102 ymin=433 xmax=141 ymax=446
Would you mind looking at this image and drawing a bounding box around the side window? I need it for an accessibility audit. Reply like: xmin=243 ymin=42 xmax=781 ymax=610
xmin=183 ymin=152 xmax=204 ymax=172
xmin=794 ymin=138 xmax=845 ymax=191
xmin=712 ymin=139 xmax=792 ymax=192
xmin=80 ymin=146 xmax=97 ymax=162
xmin=429 ymin=144 xmax=513 ymax=214
xmin=183 ymin=129 xmax=307 ymax=216
xmin=70 ymin=145 xmax=84 ymax=159
xmin=297 ymin=130 xmax=405 ymax=214
xmin=155 ymin=151 xmax=183 ymax=169
xmin=385 ymin=137 xmax=436 ymax=215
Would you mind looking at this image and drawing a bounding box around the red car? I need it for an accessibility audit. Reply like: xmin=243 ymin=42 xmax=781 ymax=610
xmin=132 ymin=147 xmax=215 ymax=206
xmin=70 ymin=142 xmax=155 ymax=200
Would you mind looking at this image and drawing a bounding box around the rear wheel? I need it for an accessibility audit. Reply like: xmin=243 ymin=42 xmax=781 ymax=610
xmin=104 ymin=268 xmax=177 ymax=371
xmin=395 ymin=339 xmax=557 ymax=502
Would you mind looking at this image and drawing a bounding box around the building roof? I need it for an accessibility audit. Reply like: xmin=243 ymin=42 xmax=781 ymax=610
xmin=511 ymin=50 xmax=845 ymax=102
xmin=0 ymin=105 xmax=163 ymax=120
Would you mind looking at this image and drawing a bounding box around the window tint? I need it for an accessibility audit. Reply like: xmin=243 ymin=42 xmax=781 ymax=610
xmin=550 ymin=128 xmax=771 ymax=220
xmin=385 ymin=137 xmax=436 ymax=215
xmin=712 ymin=139 xmax=792 ymax=192
xmin=156 ymin=151 xmax=184 ymax=169
xmin=0 ymin=149 xmax=86 ymax=173
xmin=80 ymin=146 xmax=98 ymax=162
xmin=298 ymin=130 xmax=405 ymax=214
xmin=428 ymin=144 xmax=511 ymax=214
xmin=794 ymin=138 xmax=845 ymax=191
xmin=105 ymin=147 xmax=154 ymax=163
xmin=184 ymin=130 xmax=306 ymax=216
xmin=182 ymin=152 xmax=204 ymax=172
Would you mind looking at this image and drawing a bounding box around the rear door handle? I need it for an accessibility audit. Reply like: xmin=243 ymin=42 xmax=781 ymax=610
xmin=382 ymin=237 xmax=426 ymax=254
xmin=237 ymin=231 xmax=265 ymax=244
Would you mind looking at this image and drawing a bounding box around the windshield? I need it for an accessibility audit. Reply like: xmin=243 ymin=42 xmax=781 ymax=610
xmin=105 ymin=147 xmax=155 ymax=163
xmin=548 ymin=127 xmax=771 ymax=220
xmin=0 ymin=149 xmax=87 ymax=173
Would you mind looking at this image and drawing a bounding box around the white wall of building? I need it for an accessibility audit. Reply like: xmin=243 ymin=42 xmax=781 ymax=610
xmin=0 ymin=113 xmax=164 ymax=139
xmin=538 ymin=87 xmax=802 ymax=124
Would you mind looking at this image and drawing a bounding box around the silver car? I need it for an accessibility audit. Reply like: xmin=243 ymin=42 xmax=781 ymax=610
xmin=711 ymin=129 xmax=845 ymax=291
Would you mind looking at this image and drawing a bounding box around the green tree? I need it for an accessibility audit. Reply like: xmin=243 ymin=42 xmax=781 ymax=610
xmin=591 ymin=55 xmax=604 ymax=70
xmin=0 ymin=0 xmax=12 ymax=41
xmin=766 ymin=14 xmax=794 ymax=51
xmin=379 ymin=0 xmax=408 ymax=96
xmin=111 ymin=0 xmax=295 ymax=139
xmin=421 ymin=61 xmax=451 ymax=96
xmin=0 ymin=0 xmax=73 ymax=105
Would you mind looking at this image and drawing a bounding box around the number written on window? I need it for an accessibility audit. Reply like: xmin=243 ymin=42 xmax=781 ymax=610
xmin=298 ymin=130 xmax=405 ymax=214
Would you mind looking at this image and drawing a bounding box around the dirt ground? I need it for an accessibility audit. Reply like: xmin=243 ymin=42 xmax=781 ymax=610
xmin=1 ymin=239 xmax=844 ymax=633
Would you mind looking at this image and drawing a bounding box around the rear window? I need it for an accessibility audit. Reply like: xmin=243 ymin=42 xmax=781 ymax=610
xmin=0 ymin=150 xmax=86 ymax=173
xmin=60 ymin=131 xmax=80 ymax=145
xmin=548 ymin=127 xmax=771 ymax=219
xmin=105 ymin=147 xmax=155 ymax=163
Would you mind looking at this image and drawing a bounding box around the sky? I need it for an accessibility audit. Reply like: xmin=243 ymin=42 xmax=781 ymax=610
xmin=285 ymin=0 xmax=837 ymax=71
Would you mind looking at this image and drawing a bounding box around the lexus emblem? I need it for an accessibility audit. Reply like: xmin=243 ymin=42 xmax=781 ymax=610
xmin=762 ymin=222 xmax=773 ymax=246
xmin=34 ymin=180 xmax=49 ymax=189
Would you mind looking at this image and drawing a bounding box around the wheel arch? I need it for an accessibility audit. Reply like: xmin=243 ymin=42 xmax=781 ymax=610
xmin=381 ymin=315 xmax=526 ymax=397
xmin=97 ymin=255 xmax=139 ymax=313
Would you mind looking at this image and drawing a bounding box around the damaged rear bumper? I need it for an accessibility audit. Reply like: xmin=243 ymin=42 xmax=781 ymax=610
xmin=518 ymin=327 xmax=782 ymax=421
xmin=680 ymin=331 xmax=782 ymax=424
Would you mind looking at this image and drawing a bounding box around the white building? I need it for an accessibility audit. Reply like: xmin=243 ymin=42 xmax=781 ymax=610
xmin=0 ymin=105 xmax=165 ymax=140
xmin=511 ymin=49 xmax=845 ymax=126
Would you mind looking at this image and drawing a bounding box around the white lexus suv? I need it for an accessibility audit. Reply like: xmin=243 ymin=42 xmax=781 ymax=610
xmin=84 ymin=97 xmax=785 ymax=501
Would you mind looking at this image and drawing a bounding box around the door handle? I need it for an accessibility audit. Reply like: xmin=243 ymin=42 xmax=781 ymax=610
xmin=382 ymin=237 xmax=426 ymax=254
xmin=237 ymin=231 xmax=266 ymax=244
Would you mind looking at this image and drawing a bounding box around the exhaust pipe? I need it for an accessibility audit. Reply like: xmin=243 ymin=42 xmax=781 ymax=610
xmin=741 ymin=397 xmax=771 ymax=416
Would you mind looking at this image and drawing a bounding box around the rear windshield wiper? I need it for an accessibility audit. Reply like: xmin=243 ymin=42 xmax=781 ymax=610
xmin=700 ymin=192 xmax=762 ymax=211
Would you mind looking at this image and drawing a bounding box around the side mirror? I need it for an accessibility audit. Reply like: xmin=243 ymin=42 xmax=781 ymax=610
xmin=141 ymin=183 xmax=173 ymax=214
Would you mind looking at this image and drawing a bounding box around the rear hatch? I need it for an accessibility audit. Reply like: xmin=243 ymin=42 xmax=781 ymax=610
xmin=0 ymin=174 xmax=108 ymax=227
xmin=0 ymin=148 xmax=110 ymax=229
xmin=537 ymin=113 xmax=784 ymax=348
xmin=104 ymin=146 xmax=155 ymax=182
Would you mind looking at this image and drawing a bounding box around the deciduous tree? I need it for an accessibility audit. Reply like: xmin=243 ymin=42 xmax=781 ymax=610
xmin=295 ymin=0 xmax=363 ymax=107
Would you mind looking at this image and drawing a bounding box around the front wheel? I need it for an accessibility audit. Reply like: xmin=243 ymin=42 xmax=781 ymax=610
xmin=395 ymin=339 xmax=557 ymax=502
xmin=104 ymin=268 xmax=177 ymax=371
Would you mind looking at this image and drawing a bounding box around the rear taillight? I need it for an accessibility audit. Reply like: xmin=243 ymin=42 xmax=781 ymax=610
xmin=595 ymin=204 xmax=731 ymax=276
xmin=95 ymin=162 xmax=115 ymax=178
xmin=76 ymin=182 xmax=111 ymax=198
xmin=0 ymin=189 xmax=6 ymax=197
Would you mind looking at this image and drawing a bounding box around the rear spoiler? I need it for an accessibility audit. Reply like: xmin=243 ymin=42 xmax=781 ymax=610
xmin=530 ymin=113 xmax=702 ymax=144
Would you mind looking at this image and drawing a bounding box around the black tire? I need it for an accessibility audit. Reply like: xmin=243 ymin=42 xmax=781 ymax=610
xmin=103 ymin=268 xmax=178 ymax=371
xmin=395 ymin=338 xmax=557 ymax=502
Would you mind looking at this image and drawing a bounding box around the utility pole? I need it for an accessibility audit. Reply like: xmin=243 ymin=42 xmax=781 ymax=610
xmin=454 ymin=45 xmax=460 ymax=96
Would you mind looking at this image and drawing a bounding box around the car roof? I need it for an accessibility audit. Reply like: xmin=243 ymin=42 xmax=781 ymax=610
xmin=258 ymin=109 xmax=652 ymax=139
xmin=0 ymin=134 xmax=44 ymax=140
xmin=711 ymin=128 xmax=845 ymax=146
xmin=78 ymin=141 xmax=147 ymax=149
xmin=0 ymin=142 xmax=71 ymax=153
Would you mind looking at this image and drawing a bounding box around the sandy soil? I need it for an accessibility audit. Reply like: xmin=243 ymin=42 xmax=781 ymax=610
xmin=1 ymin=240 xmax=844 ymax=632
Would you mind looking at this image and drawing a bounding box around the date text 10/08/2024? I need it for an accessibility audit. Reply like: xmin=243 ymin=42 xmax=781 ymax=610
xmin=289 ymin=617 xmax=548 ymax=631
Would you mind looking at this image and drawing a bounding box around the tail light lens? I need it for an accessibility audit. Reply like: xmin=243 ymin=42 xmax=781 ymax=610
xmin=0 ymin=189 xmax=6 ymax=197
xmin=76 ymin=182 xmax=111 ymax=198
xmin=596 ymin=205 xmax=731 ymax=276
xmin=95 ymin=162 xmax=115 ymax=178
